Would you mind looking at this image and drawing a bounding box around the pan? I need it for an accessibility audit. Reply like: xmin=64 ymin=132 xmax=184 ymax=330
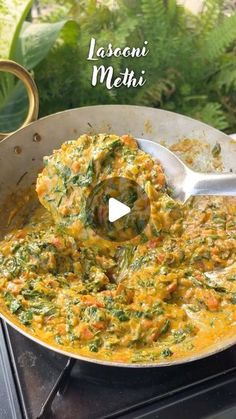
xmin=0 ymin=59 xmax=235 ymax=367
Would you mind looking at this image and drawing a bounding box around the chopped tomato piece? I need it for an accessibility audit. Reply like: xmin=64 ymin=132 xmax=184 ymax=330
xmin=80 ymin=325 xmax=94 ymax=340
xmin=157 ymin=254 xmax=165 ymax=263
xmin=166 ymin=282 xmax=177 ymax=293
xmin=80 ymin=295 xmax=104 ymax=308
xmin=148 ymin=238 xmax=162 ymax=249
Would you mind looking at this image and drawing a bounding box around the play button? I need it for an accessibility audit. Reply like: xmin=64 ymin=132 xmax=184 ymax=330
xmin=108 ymin=198 xmax=131 ymax=222
xmin=85 ymin=177 xmax=150 ymax=242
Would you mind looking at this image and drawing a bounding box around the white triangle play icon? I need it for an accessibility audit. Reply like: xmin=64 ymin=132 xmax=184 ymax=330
xmin=108 ymin=198 xmax=131 ymax=223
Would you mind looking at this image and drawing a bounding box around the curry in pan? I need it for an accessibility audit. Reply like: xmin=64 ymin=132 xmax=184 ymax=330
xmin=0 ymin=134 xmax=235 ymax=364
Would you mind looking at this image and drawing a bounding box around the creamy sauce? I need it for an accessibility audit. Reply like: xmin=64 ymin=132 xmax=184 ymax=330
xmin=0 ymin=134 xmax=235 ymax=364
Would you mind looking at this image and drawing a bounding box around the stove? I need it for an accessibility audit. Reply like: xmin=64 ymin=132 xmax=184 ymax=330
xmin=1 ymin=319 xmax=236 ymax=419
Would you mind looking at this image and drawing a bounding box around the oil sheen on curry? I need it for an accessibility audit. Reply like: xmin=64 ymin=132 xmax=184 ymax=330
xmin=0 ymin=134 xmax=236 ymax=364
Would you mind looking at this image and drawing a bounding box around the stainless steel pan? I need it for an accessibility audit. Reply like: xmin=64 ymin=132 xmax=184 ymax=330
xmin=0 ymin=60 xmax=236 ymax=367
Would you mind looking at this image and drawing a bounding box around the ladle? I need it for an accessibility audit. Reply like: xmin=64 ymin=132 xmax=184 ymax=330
xmin=137 ymin=138 xmax=236 ymax=203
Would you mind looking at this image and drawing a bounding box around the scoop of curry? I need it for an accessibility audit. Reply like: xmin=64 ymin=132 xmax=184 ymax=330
xmin=0 ymin=134 xmax=235 ymax=364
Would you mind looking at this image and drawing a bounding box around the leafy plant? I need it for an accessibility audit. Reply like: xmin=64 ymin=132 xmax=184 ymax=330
xmin=0 ymin=0 xmax=33 ymax=59
xmin=0 ymin=0 xmax=78 ymax=131
xmin=32 ymin=0 xmax=236 ymax=132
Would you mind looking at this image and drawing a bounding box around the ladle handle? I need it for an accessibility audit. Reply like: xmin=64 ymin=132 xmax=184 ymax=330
xmin=0 ymin=60 xmax=39 ymax=140
xmin=192 ymin=172 xmax=236 ymax=196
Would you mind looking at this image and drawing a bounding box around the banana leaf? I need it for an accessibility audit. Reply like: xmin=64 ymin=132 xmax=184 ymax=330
xmin=0 ymin=17 xmax=77 ymax=133
xmin=0 ymin=0 xmax=33 ymax=59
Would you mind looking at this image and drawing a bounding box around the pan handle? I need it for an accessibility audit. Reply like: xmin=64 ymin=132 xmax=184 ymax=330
xmin=0 ymin=60 xmax=39 ymax=140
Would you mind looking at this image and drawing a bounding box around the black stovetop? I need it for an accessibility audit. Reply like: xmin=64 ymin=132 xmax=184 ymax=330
xmin=1 ymin=319 xmax=236 ymax=419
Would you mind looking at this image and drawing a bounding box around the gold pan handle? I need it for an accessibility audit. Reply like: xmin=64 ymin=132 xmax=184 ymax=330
xmin=0 ymin=60 xmax=39 ymax=140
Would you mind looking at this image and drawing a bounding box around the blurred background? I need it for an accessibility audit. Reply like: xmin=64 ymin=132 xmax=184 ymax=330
xmin=0 ymin=0 xmax=236 ymax=133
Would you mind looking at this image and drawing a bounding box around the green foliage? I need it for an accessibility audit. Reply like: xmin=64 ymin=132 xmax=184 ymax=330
xmin=1 ymin=0 xmax=236 ymax=133
xmin=32 ymin=0 xmax=236 ymax=132
xmin=14 ymin=20 xmax=77 ymax=69
xmin=199 ymin=0 xmax=223 ymax=34
xmin=201 ymin=12 xmax=236 ymax=61
xmin=0 ymin=0 xmax=33 ymax=58
xmin=0 ymin=76 xmax=29 ymax=132
xmin=0 ymin=0 xmax=33 ymax=131
xmin=0 ymin=0 xmax=77 ymax=132
xmin=191 ymin=102 xmax=229 ymax=131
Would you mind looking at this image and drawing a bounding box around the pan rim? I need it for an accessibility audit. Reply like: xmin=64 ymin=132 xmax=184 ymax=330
xmin=1 ymin=295 xmax=236 ymax=368
xmin=0 ymin=104 xmax=235 ymax=367
xmin=0 ymin=104 xmax=232 ymax=145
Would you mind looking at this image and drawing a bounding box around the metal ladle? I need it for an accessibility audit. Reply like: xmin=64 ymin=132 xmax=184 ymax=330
xmin=137 ymin=138 xmax=236 ymax=203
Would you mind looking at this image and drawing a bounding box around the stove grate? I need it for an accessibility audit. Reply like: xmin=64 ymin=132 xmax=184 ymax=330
xmin=36 ymin=358 xmax=76 ymax=419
